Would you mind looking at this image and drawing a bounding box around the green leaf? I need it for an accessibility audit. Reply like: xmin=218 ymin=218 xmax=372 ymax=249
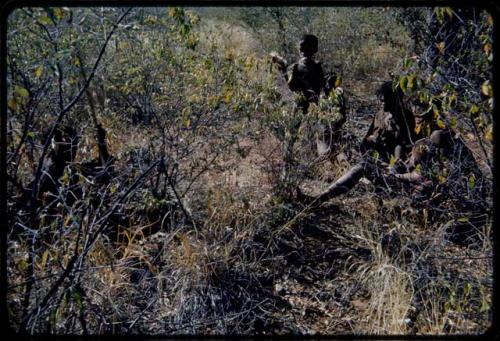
xmin=418 ymin=91 xmax=429 ymax=104
xmin=8 ymin=97 xmax=17 ymax=110
xmin=415 ymin=164 xmax=422 ymax=174
xmin=444 ymin=7 xmax=454 ymax=20
xmin=54 ymin=8 xmax=63 ymax=21
xmin=480 ymin=296 xmax=490 ymax=313
xmin=399 ymin=76 xmax=408 ymax=94
xmin=403 ymin=57 xmax=412 ymax=69
xmin=424 ymin=123 xmax=431 ymax=136
xmin=442 ymin=83 xmax=454 ymax=92
xmin=407 ymin=74 xmax=416 ymax=91
xmin=449 ymin=116 xmax=457 ymax=129
xmin=485 ymin=125 xmax=493 ymax=142
xmin=35 ymin=65 xmax=43 ymax=78
xmin=432 ymin=104 xmax=440 ymax=117
xmin=73 ymin=291 xmax=83 ymax=310
xmin=38 ymin=15 xmax=52 ymax=25
xmin=449 ymin=93 xmax=457 ymax=108
xmin=15 ymin=86 xmax=29 ymax=99
xmin=414 ymin=122 xmax=422 ymax=135
xmin=468 ymin=174 xmax=476 ymax=189
xmin=481 ymin=81 xmax=493 ymax=97
xmin=437 ymin=119 xmax=446 ymax=129
xmin=389 ymin=155 xmax=396 ymax=167
xmin=464 ymin=282 xmax=471 ymax=297
xmin=18 ymin=258 xmax=28 ymax=271
xmin=434 ymin=8 xmax=445 ymax=24
xmin=41 ymin=250 xmax=49 ymax=270
xmin=224 ymin=89 xmax=233 ymax=103
xmin=335 ymin=76 xmax=342 ymax=88
xmin=436 ymin=41 xmax=445 ymax=55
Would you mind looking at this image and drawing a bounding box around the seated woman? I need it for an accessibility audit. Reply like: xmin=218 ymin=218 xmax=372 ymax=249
xmin=361 ymin=81 xmax=416 ymax=164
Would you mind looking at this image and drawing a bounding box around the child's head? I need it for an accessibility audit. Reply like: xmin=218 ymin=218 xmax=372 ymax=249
xmin=299 ymin=34 xmax=318 ymax=57
xmin=377 ymin=81 xmax=404 ymax=112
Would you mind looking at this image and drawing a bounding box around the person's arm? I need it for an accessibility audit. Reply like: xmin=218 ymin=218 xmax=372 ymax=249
xmin=288 ymin=64 xmax=302 ymax=92
xmin=270 ymin=52 xmax=288 ymax=79
xmin=316 ymin=163 xmax=366 ymax=201
xmin=299 ymin=159 xmax=375 ymax=205
xmin=361 ymin=121 xmax=377 ymax=154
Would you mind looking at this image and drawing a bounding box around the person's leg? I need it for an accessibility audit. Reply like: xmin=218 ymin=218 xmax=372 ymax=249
xmin=314 ymin=162 xmax=368 ymax=203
